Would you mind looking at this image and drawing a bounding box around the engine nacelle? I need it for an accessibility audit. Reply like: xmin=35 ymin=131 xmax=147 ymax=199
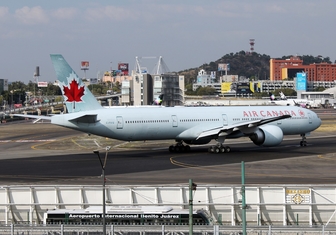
xmin=249 ymin=125 xmax=283 ymax=147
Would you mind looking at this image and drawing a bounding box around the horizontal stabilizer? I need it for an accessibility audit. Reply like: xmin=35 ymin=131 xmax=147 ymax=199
xmin=68 ymin=114 xmax=99 ymax=124
xmin=13 ymin=114 xmax=52 ymax=121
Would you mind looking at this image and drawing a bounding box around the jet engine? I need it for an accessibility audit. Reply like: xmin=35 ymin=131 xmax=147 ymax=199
xmin=249 ymin=125 xmax=283 ymax=147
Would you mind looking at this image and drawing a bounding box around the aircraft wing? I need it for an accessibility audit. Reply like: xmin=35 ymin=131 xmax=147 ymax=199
xmin=197 ymin=114 xmax=291 ymax=140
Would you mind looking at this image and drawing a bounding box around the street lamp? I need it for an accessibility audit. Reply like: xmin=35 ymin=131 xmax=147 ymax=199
xmin=189 ymin=179 xmax=197 ymax=235
xmin=10 ymin=90 xmax=13 ymax=112
xmin=93 ymin=146 xmax=111 ymax=235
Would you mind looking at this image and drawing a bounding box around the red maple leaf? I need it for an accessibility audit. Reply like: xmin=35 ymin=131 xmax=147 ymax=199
xmin=63 ymin=79 xmax=85 ymax=102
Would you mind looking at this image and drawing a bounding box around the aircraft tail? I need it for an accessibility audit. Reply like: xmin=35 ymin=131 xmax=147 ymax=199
xmin=293 ymin=100 xmax=301 ymax=107
xmin=50 ymin=54 xmax=102 ymax=113
xmin=279 ymin=91 xmax=287 ymax=100
xmin=153 ymin=94 xmax=164 ymax=105
xmin=269 ymin=92 xmax=275 ymax=101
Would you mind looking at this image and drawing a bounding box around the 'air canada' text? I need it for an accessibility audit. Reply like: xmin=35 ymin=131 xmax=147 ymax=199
xmin=243 ymin=110 xmax=304 ymax=118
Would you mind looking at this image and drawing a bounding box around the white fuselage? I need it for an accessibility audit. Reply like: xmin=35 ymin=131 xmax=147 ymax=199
xmin=51 ymin=105 xmax=321 ymax=142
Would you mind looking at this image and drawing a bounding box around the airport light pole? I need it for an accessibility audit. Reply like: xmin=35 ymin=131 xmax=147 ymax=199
xmin=10 ymin=90 xmax=13 ymax=112
xmin=189 ymin=179 xmax=197 ymax=235
xmin=93 ymin=146 xmax=111 ymax=235
xmin=241 ymin=161 xmax=246 ymax=235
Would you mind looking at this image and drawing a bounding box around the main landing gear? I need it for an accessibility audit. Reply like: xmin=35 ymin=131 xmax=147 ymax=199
xmin=169 ymin=142 xmax=191 ymax=153
xmin=168 ymin=139 xmax=231 ymax=154
xmin=208 ymin=144 xmax=231 ymax=154
xmin=300 ymin=134 xmax=307 ymax=146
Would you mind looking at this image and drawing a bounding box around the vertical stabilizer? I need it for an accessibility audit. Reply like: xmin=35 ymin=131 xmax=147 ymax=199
xmin=279 ymin=91 xmax=287 ymax=100
xmin=50 ymin=54 xmax=102 ymax=113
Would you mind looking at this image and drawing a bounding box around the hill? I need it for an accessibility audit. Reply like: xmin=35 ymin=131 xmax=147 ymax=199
xmin=179 ymin=51 xmax=333 ymax=85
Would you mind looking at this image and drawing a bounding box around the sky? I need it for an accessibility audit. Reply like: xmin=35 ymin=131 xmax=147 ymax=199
xmin=1 ymin=0 xmax=336 ymax=84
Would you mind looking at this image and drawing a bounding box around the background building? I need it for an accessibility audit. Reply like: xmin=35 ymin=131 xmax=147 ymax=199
xmin=184 ymin=57 xmax=334 ymax=98
xmin=270 ymin=56 xmax=303 ymax=81
xmin=132 ymin=73 xmax=153 ymax=106
xmin=0 ymin=79 xmax=8 ymax=93
xmin=161 ymin=73 xmax=184 ymax=106
xmin=270 ymin=56 xmax=336 ymax=82
xmin=119 ymin=57 xmax=184 ymax=106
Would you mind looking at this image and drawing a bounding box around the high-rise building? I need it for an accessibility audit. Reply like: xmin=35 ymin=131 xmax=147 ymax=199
xmin=161 ymin=73 xmax=184 ymax=106
xmin=0 ymin=79 xmax=8 ymax=93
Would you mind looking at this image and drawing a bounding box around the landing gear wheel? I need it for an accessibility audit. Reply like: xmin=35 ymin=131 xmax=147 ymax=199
xmin=169 ymin=143 xmax=190 ymax=153
xmin=169 ymin=145 xmax=174 ymax=152
xmin=300 ymin=134 xmax=307 ymax=147
xmin=225 ymin=146 xmax=231 ymax=153
xmin=220 ymin=147 xmax=226 ymax=153
xmin=300 ymin=141 xmax=307 ymax=147
xmin=208 ymin=145 xmax=231 ymax=154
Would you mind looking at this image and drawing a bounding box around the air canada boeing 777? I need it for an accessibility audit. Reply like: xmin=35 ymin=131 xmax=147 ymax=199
xmin=16 ymin=55 xmax=322 ymax=153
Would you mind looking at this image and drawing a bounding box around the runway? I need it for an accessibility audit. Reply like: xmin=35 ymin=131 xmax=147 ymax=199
xmin=1 ymin=113 xmax=336 ymax=186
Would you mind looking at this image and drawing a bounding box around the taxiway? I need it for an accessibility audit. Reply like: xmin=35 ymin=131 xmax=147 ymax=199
xmin=1 ymin=114 xmax=336 ymax=186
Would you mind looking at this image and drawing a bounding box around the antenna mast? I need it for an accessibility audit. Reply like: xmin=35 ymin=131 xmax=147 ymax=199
xmin=249 ymin=39 xmax=255 ymax=53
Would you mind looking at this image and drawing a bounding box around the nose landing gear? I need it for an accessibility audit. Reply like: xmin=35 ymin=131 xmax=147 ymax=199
xmin=300 ymin=134 xmax=307 ymax=146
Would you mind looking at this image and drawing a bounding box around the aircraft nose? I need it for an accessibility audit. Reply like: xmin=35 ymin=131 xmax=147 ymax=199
xmin=312 ymin=111 xmax=322 ymax=129
xmin=317 ymin=115 xmax=322 ymax=128
xmin=307 ymin=109 xmax=321 ymax=129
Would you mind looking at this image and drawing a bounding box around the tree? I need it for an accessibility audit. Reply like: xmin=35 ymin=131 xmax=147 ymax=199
xmin=48 ymin=83 xmax=62 ymax=95
xmin=8 ymin=82 xmax=26 ymax=104
xmin=185 ymin=84 xmax=193 ymax=93
xmin=26 ymin=81 xmax=37 ymax=94
xmin=114 ymin=81 xmax=121 ymax=93
xmin=314 ymin=87 xmax=325 ymax=92
xmin=10 ymin=81 xmax=26 ymax=91
xmin=196 ymin=86 xmax=217 ymax=96
xmin=253 ymin=91 xmax=268 ymax=99
xmin=0 ymin=95 xmax=4 ymax=108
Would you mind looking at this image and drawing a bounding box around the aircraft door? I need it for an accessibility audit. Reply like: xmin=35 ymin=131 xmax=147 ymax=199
xmin=116 ymin=116 xmax=123 ymax=129
xmin=222 ymin=114 xmax=228 ymax=126
xmin=171 ymin=115 xmax=178 ymax=127
xmin=308 ymin=113 xmax=312 ymax=124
